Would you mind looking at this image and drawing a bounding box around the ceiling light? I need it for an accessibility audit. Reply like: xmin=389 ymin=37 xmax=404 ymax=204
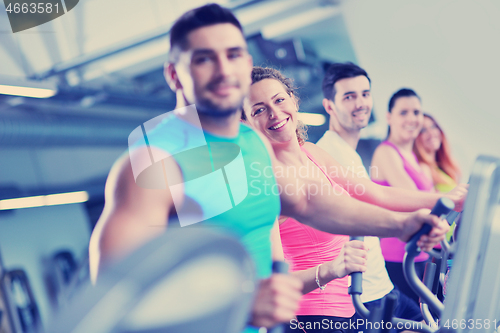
xmin=0 ymin=191 xmax=89 ymax=210
xmin=0 ymin=76 xmax=57 ymax=98
xmin=0 ymin=84 xmax=56 ymax=98
xmin=298 ymin=113 xmax=326 ymax=126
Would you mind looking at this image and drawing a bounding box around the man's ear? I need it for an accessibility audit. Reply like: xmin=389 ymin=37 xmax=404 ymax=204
xmin=164 ymin=62 xmax=182 ymax=91
xmin=240 ymin=116 xmax=249 ymax=125
xmin=245 ymin=53 xmax=253 ymax=87
xmin=322 ymin=98 xmax=336 ymax=116
xmin=241 ymin=99 xmax=252 ymax=125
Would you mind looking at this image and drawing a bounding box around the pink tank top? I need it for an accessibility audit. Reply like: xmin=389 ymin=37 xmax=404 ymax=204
xmin=373 ymin=141 xmax=434 ymax=262
xmin=279 ymin=146 xmax=354 ymax=318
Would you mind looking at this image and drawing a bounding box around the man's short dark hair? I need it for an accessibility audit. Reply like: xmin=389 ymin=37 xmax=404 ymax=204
xmin=388 ymin=88 xmax=420 ymax=112
xmin=322 ymin=62 xmax=371 ymax=101
xmin=168 ymin=3 xmax=243 ymax=63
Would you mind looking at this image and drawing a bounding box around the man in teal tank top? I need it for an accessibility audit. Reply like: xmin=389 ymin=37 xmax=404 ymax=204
xmin=90 ymin=4 xmax=303 ymax=330
xmin=89 ymin=3 xmax=453 ymax=332
xmin=133 ymin=109 xmax=281 ymax=279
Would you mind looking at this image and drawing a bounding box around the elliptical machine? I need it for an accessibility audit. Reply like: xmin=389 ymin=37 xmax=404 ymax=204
xmin=349 ymin=155 xmax=500 ymax=333
xmin=349 ymin=197 xmax=454 ymax=333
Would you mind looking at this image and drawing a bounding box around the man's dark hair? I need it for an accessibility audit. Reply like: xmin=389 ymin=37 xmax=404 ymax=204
xmin=388 ymin=88 xmax=420 ymax=113
xmin=168 ymin=3 xmax=243 ymax=63
xmin=322 ymin=62 xmax=371 ymax=101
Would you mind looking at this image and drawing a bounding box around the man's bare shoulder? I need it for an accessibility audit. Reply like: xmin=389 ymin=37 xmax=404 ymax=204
xmin=107 ymin=146 xmax=170 ymax=190
xmin=104 ymin=145 xmax=182 ymax=211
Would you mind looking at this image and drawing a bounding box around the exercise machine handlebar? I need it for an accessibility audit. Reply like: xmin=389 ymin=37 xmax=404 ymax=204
xmin=403 ymin=197 xmax=454 ymax=317
xmin=405 ymin=197 xmax=455 ymax=256
xmin=348 ymin=236 xmax=370 ymax=319
xmin=349 ymin=198 xmax=454 ymax=333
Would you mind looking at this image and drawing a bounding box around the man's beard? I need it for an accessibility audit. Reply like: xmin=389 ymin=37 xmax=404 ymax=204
xmin=193 ymin=77 xmax=246 ymax=118
xmin=195 ymin=96 xmax=243 ymax=118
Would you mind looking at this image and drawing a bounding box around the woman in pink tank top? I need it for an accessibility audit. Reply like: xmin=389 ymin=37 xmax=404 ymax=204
xmin=371 ymin=88 xmax=434 ymax=304
xmin=242 ymin=68 xmax=461 ymax=333
xmin=243 ymin=68 xmax=368 ymax=332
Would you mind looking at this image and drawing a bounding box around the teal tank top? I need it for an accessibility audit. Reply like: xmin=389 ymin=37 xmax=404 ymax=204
xmin=131 ymin=112 xmax=280 ymax=279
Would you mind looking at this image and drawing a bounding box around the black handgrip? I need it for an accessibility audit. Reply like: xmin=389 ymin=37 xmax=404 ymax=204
xmin=268 ymin=261 xmax=289 ymax=333
xmin=405 ymin=197 xmax=454 ymax=254
xmin=272 ymin=261 xmax=289 ymax=274
xmin=348 ymin=236 xmax=364 ymax=295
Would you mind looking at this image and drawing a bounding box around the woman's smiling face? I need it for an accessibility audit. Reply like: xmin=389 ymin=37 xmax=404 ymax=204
xmin=243 ymin=78 xmax=298 ymax=144
xmin=387 ymin=96 xmax=424 ymax=142
xmin=417 ymin=116 xmax=443 ymax=153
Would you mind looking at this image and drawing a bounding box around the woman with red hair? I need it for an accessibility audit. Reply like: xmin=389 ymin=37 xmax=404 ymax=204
xmin=414 ymin=114 xmax=461 ymax=193
xmin=415 ymin=114 xmax=461 ymax=242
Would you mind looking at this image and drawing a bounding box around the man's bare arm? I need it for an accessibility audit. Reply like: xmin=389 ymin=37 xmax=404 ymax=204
xmin=89 ymin=147 xmax=181 ymax=282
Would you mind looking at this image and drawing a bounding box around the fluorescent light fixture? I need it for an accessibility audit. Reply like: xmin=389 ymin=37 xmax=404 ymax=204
xmin=0 ymin=76 xmax=57 ymax=98
xmin=0 ymin=191 xmax=89 ymax=210
xmin=298 ymin=113 xmax=326 ymax=126
xmin=261 ymin=6 xmax=341 ymax=39
xmin=0 ymin=84 xmax=56 ymax=98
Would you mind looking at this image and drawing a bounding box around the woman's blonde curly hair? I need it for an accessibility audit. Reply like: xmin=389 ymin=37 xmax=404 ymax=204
xmin=242 ymin=66 xmax=308 ymax=146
